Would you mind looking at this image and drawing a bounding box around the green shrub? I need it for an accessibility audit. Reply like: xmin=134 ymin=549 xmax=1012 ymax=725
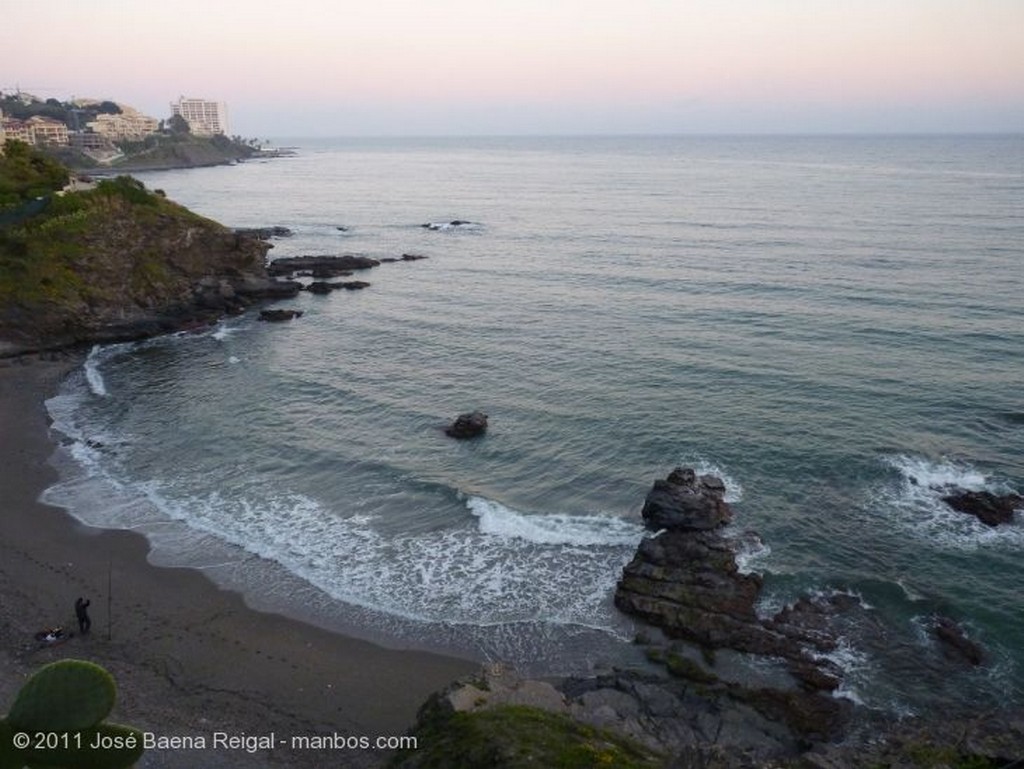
xmin=0 ymin=659 xmax=144 ymax=769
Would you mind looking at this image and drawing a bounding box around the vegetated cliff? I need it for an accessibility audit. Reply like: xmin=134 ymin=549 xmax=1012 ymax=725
xmin=103 ymin=134 xmax=264 ymax=172
xmin=0 ymin=174 xmax=296 ymax=356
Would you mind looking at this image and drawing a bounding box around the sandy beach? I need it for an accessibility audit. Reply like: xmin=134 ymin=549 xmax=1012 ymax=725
xmin=0 ymin=354 xmax=476 ymax=768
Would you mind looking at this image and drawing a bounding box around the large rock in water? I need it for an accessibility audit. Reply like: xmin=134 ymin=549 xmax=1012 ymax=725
xmin=617 ymin=468 xmax=852 ymax=686
xmin=445 ymin=411 xmax=488 ymax=439
xmin=641 ymin=467 xmax=732 ymax=531
xmin=941 ymin=489 xmax=1021 ymax=527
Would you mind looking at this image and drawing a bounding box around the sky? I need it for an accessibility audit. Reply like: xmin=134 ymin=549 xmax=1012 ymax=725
xmin=2 ymin=0 xmax=1022 ymax=137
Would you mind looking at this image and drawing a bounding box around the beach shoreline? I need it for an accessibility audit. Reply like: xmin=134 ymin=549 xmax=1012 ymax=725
xmin=0 ymin=354 xmax=476 ymax=768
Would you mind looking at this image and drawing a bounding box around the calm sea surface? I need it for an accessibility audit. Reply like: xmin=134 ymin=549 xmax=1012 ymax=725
xmin=45 ymin=135 xmax=1024 ymax=714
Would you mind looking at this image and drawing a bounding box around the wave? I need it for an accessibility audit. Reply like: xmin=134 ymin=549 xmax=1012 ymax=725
xmin=728 ymin=531 xmax=771 ymax=575
xmin=84 ymin=344 xmax=113 ymax=397
xmin=467 ymin=496 xmax=644 ymax=546
xmin=870 ymin=454 xmax=1023 ymax=550
xmin=676 ymin=454 xmax=744 ymax=503
xmin=40 ymin=399 xmax=641 ymax=657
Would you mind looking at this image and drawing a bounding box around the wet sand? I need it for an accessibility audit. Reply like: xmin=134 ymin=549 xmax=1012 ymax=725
xmin=0 ymin=354 xmax=476 ymax=768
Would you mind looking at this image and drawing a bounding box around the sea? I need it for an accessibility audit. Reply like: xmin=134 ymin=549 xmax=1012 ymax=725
xmin=42 ymin=135 xmax=1024 ymax=716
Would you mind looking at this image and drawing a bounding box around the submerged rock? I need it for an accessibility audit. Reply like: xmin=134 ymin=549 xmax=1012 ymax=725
xmin=421 ymin=220 xmax=475 ymax=231
xmin=940 ymin=488 xmax=1021 ymax=527
xmin=258 ymin=308 xmax=303 ymax=322
xmin=932 ymin=615 xmax=984 ymax=666
xmin=445 ymin=411 xmax=488 ymax=439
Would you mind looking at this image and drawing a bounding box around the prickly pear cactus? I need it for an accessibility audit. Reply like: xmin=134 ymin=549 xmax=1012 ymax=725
xmin=0 ymin=659 xmax=144 ymax=769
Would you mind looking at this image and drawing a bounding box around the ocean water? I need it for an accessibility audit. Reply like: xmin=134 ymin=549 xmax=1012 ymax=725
xmin=44 ymin=135 xmax=1024 ymax=714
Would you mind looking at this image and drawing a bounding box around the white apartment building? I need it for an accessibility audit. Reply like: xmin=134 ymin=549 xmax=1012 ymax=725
xmin=170 ymin=96 xmax=229 ymax=136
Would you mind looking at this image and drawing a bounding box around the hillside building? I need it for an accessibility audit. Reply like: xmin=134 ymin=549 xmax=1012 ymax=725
xmin=26 ymin=116 xmax=69 ymax=146
xmin=170 ymin=96 xmax=229 ymax=136
xmin=87 ymin=106 xmax=160 ymax=141
xmin=1 ymin=117 xmax=33 ymax=144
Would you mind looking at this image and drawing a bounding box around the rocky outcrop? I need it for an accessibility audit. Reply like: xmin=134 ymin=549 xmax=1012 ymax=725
xmin=0 ymin=180 xmax=300 ymax=356
xmin=640 ymin=467 xmax=732 ymax=530
xmin=396 ymin=662 xmax=840 ymax=768
xmin=445 ymin=411 xmax=488 ymax=439
xmin=941 ymin=489 xmax=1021 ymax=526
xmin=618 ymin=470 xmax=842 ymax=667
xmin=266 ymin=255 xmax=380 ymax=277
xmin=615 ymin=468 xmax=856 ymax=742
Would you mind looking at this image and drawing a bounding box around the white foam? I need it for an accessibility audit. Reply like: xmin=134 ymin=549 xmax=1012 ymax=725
xmin=885 ymin=454 xmax=988 ymax=492
xmin=467 ymin=496 xmax=644 ymax=546
xmin=729 ymin=531 xmax=772 ymax=575
xmin=211 ymin=318 xmax=250 ymax=341
xmin=871 ymin=454 xmax=1023 ymax=551
xmin=83 ymin=345 xmax=109 ymax=397
xmin=45 ymin=453 xmax=642 ymax=633
xmin=677 ymin=454 xmax=744 ymax=503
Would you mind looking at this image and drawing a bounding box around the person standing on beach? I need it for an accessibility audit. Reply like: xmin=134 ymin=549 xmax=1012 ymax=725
xmin=75 ymin=597 xmax=91 ymax=634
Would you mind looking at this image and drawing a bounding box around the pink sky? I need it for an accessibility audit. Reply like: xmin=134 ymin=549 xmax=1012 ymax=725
xmin=2 ymin=0 xmax=1022 ymax=135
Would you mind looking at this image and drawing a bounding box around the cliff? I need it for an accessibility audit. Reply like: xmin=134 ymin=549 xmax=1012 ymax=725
xmin=0 ymin=174 xmax=296 ymax=356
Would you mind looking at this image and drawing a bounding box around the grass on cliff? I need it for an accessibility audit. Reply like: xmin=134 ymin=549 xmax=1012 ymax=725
xmin=390 ymin=704 xmax=664 ymax=769
xmin=0 ymin=140 xmax=69 ymax=209
xmin=0 ymin=168 xmax=218 ymax=308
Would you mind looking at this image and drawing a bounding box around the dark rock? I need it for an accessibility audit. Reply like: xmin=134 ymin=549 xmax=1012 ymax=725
xmin=339 ymin=281 xmax=371 ymax=290
xmin=312 ymin=266 xmax=353 ymax=279
xmin=421 ymin=220 xmax=474 ymax=231
xmin=640 ymin=467 xmax=733 ymax=532
xmin=232 ymin=276 xmax=302 ymax=299
xmin=258 ymin=309 xmax=303 ymax=322
xmin=932 ymin=615 xmax=984 ymax=666
xmin=234 ymin=225 xmax=292 ymax=239
xmin=940 ymin=489 xmax=1021 ymax=526
xmin=379 ymin=257 xmax=399 ymax=263
xmin=615 ymin=528 xmax=774 ymax=653
xmin=445 ymin=411 xmax=488 ymax=439
xmin=336 ymin=225 xmax=348 ymax=231
xmin=402 ymin=253 xmax=429 ymax=261
xmin=303 ymin=281 xmax=340 ymax=294
xmin=267 ymin=255 xmax=380 ymax=277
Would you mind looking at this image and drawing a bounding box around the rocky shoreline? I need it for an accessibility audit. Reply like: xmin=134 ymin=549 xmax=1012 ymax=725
xmin=395 ymin=468 xmax=1024 ymax=768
